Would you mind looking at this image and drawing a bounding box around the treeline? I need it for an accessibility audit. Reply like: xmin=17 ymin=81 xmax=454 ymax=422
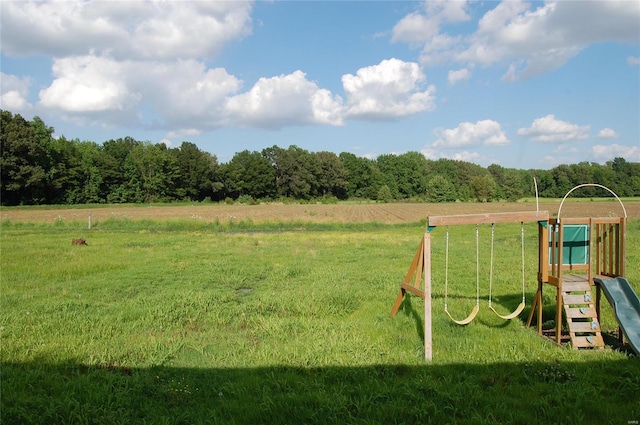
xmin=1 ymin=110 xmax=639 ymax=206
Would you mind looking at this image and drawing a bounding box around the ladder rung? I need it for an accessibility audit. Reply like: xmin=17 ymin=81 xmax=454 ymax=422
xmin=569 ymin=322 xmax=600 ymax=333
xmin=561 ymin=281 xmax=591 ymax=292
xmin=572 ymin=335 xmax=604 ymax=348
xmin=564 ymin=306 xmax=597 ymax=318
xmin=563 ymin=294 xmax=594 ymax=305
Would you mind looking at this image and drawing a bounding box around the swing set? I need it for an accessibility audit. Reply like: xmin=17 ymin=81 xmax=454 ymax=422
xmin=441 ymin=221 xmax=528 ymax=325
xmin=389 ymin=211 xmax=549 ymax=361
xmin=390 ymin=184 xmax=631 ymax=361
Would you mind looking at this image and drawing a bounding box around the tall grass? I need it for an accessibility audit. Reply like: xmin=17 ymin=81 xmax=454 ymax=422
xmin=1 ymin=218 xmax=639 ymax=424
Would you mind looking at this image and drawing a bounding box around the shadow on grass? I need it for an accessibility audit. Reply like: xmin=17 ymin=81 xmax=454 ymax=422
xmin=398 ymin=295 xmax=424 ymax=343
xmin=2 ymin=357 xmax=639 ymax=425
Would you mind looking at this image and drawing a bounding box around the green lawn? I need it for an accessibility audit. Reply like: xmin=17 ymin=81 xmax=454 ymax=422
xmin=2 ymin=218 xmax=639 ymax=424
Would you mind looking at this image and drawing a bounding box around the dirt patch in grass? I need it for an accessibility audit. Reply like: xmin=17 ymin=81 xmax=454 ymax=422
xmin=2 ymin=201 xmax=638 ymax=224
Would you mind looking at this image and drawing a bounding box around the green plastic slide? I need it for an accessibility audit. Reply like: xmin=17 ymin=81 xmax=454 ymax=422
xmin=594 ymin=276 xmax=640 ymax=355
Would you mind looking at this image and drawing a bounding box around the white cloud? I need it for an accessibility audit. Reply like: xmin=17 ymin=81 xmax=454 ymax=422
xmin=37 ymin=55 xmax=242 ymax=129
xmin=342 ymin=58 xmax=436 ymax=120
xmin=391 ymin=1 xmax=470 ymax=45
xmin=394 ymin=0 xmax=640 ymax=80
xmin=36 ymin=54 xmax=433 ymax=133
xmin=3 ymin=2 xmax=446 ymax=135
xmin=628 ymin=56 xmax=640 ymax=66
xmin=39 ymin=56 xmax=139 ymax=113
xmin=226 ymin=70 xmax=343 ymax=129
xmin=433 ymin=119 xmax=509 ymax=147
xmin=2 ymin=1 xmax=255 ymax=131
xmin=166 ymin=129 xmax=203 ymax=140
xmin=430 ymin=0 xmax=472 ymax=24
xmin=420 ymin=147 xmax=487 ymax=165
xmin=0 ymin=1 xmax=253 ymax=60
xmin=0 ymin=73 xmax=33 ymax=112
xmin=392 ymin=12 xmax=440 ymax=45
xmin=420 ymin=147 xmax=439 ymax=160
xmin=451 ymin=150 xmax=484 ymax=163
xmin=517 ymin=114 xmax=589 ymax=143
xmin=448 ymin=68 xmax=471 ymax=85
xmin=597 ymin=128 xmax=620 ymax=139
xmin=137 ymin=60 xmax=242 ymax=129
xmin=592 ymin=144 xmax=640 ymax=162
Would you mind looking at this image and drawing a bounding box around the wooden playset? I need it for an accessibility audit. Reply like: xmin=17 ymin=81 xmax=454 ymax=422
xmin=390 ymin=184 xmax=633 ymax=361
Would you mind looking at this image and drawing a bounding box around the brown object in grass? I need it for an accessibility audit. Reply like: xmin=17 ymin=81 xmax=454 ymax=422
xmin=72 ymin=238 xmax=87 ymax=245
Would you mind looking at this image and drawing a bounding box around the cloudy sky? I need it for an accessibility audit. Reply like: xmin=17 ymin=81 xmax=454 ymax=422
xmin=1 ymin=0 xmax=639 ymax=169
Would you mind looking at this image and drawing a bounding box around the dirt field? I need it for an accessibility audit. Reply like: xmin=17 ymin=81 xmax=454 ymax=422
xmin=1 ymin=201 xmax=638 ymax=224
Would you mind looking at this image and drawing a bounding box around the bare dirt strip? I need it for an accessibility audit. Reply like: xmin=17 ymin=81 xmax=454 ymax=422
xmin=1 ymin=201 xmax=638 ymax=225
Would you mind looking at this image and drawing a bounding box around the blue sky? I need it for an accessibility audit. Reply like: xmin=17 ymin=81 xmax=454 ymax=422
xmin=1 ymin=0 xmax=639 ymax=169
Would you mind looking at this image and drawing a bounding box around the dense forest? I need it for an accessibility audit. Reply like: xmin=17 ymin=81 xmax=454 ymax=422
xmin=1 ymin=110 xmax=639 ymax=206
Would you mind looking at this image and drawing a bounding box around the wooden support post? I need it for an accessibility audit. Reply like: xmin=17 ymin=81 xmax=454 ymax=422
xmin=537 ymin=220 xmax=548 ymax=335
xmin=595 ymin=282 xmax=601 ymax=323
xmin=556 ymin=221 xmax=564 ymax=345
xmin=620 ymin=218 xmax=626 ymax=277
xmin=556 ymin=285 xmax=563 ymax=345
xmin=424 ymin=231 xmax=432 ymax=362
xmin=587 ymin=218 xmax=593 ymax=285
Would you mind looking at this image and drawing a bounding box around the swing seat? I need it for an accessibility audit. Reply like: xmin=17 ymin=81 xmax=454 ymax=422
xmin=489 ymin=301 xmax=525 ymax=320
xmin=445 ymin=304 xmax=479 ymax=325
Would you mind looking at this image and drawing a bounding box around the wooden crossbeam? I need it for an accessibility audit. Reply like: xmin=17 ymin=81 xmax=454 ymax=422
xmin=428 ymin=210 xmax=549 ymax=227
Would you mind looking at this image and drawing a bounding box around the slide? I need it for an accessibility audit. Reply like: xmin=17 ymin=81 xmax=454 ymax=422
xmin=594 ymin=276 xmax=640 ymax=356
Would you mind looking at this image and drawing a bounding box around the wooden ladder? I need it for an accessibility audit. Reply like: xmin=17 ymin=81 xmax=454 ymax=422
xmin=562 ymin=280 xmax=604 ymax=349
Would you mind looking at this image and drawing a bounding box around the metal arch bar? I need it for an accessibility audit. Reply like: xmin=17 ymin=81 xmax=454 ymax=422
xmin=557 ymin=184 xmax=627 ymax=220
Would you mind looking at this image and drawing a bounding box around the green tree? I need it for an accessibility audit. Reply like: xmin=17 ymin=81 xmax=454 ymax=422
xmin=339 ymin=152 xmax=384 ymax=199
xmin=122 ymin=143 xmax=179 ymax=202
xmin=170 ymin=142 xmax=222 ymax=201
xmin=377 ymin=185 xmax=393 ymax=203
xmin=223 ymin=150 xmax=275 ymax=200
xmin=263 ymin=145 xmax=318 ymax=199
xmin=487 ymin=164 xmax=506 ymax=200
xmin=68 ymin=140 xmax=106 ymax=204
xmin=102 ymin=137 xmax=143 ymax=203
xmin=569 ymin=162 xmax=597 ymax=197
xmin=432 ymin=159 xmax=485 ymax=202
xmin=501 ymin=169 xmax=524 ymax=201
xmin=314 ymin=151 xmax=349 ymax=199
xmin=426 ymin=175 xmax=457 ymax=202
xmin=377 ymin=152 xmax=428 ymax=199
xmin=0 ymin=111 xmax=49 ymax=205
xmin=376 ymin=154 xmax=401 ymax=199
xmin=610 ymin=157 xmax=636 ymax=196
xmin=551 ymin=164 xmax=574 ymax=197
xmin=534 ymin=170 xmax=558 ymax=198
xmin=470 ymin=174 xmax=498 ymax=202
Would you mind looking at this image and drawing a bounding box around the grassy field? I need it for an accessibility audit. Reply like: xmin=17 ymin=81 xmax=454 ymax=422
xmin=1 ymin=205 xmax=639 ymax=424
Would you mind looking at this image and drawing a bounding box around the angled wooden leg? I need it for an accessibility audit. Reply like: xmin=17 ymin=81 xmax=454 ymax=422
xmin=389 ymin=288 xmax=406 ymax=317
xmin=389 ymin=239 xmax=424 ymax=317
xmin=526 ymin=288 xmax=539 ymax=328
xmin=526 ymin=282 xmax=544 ymax=335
